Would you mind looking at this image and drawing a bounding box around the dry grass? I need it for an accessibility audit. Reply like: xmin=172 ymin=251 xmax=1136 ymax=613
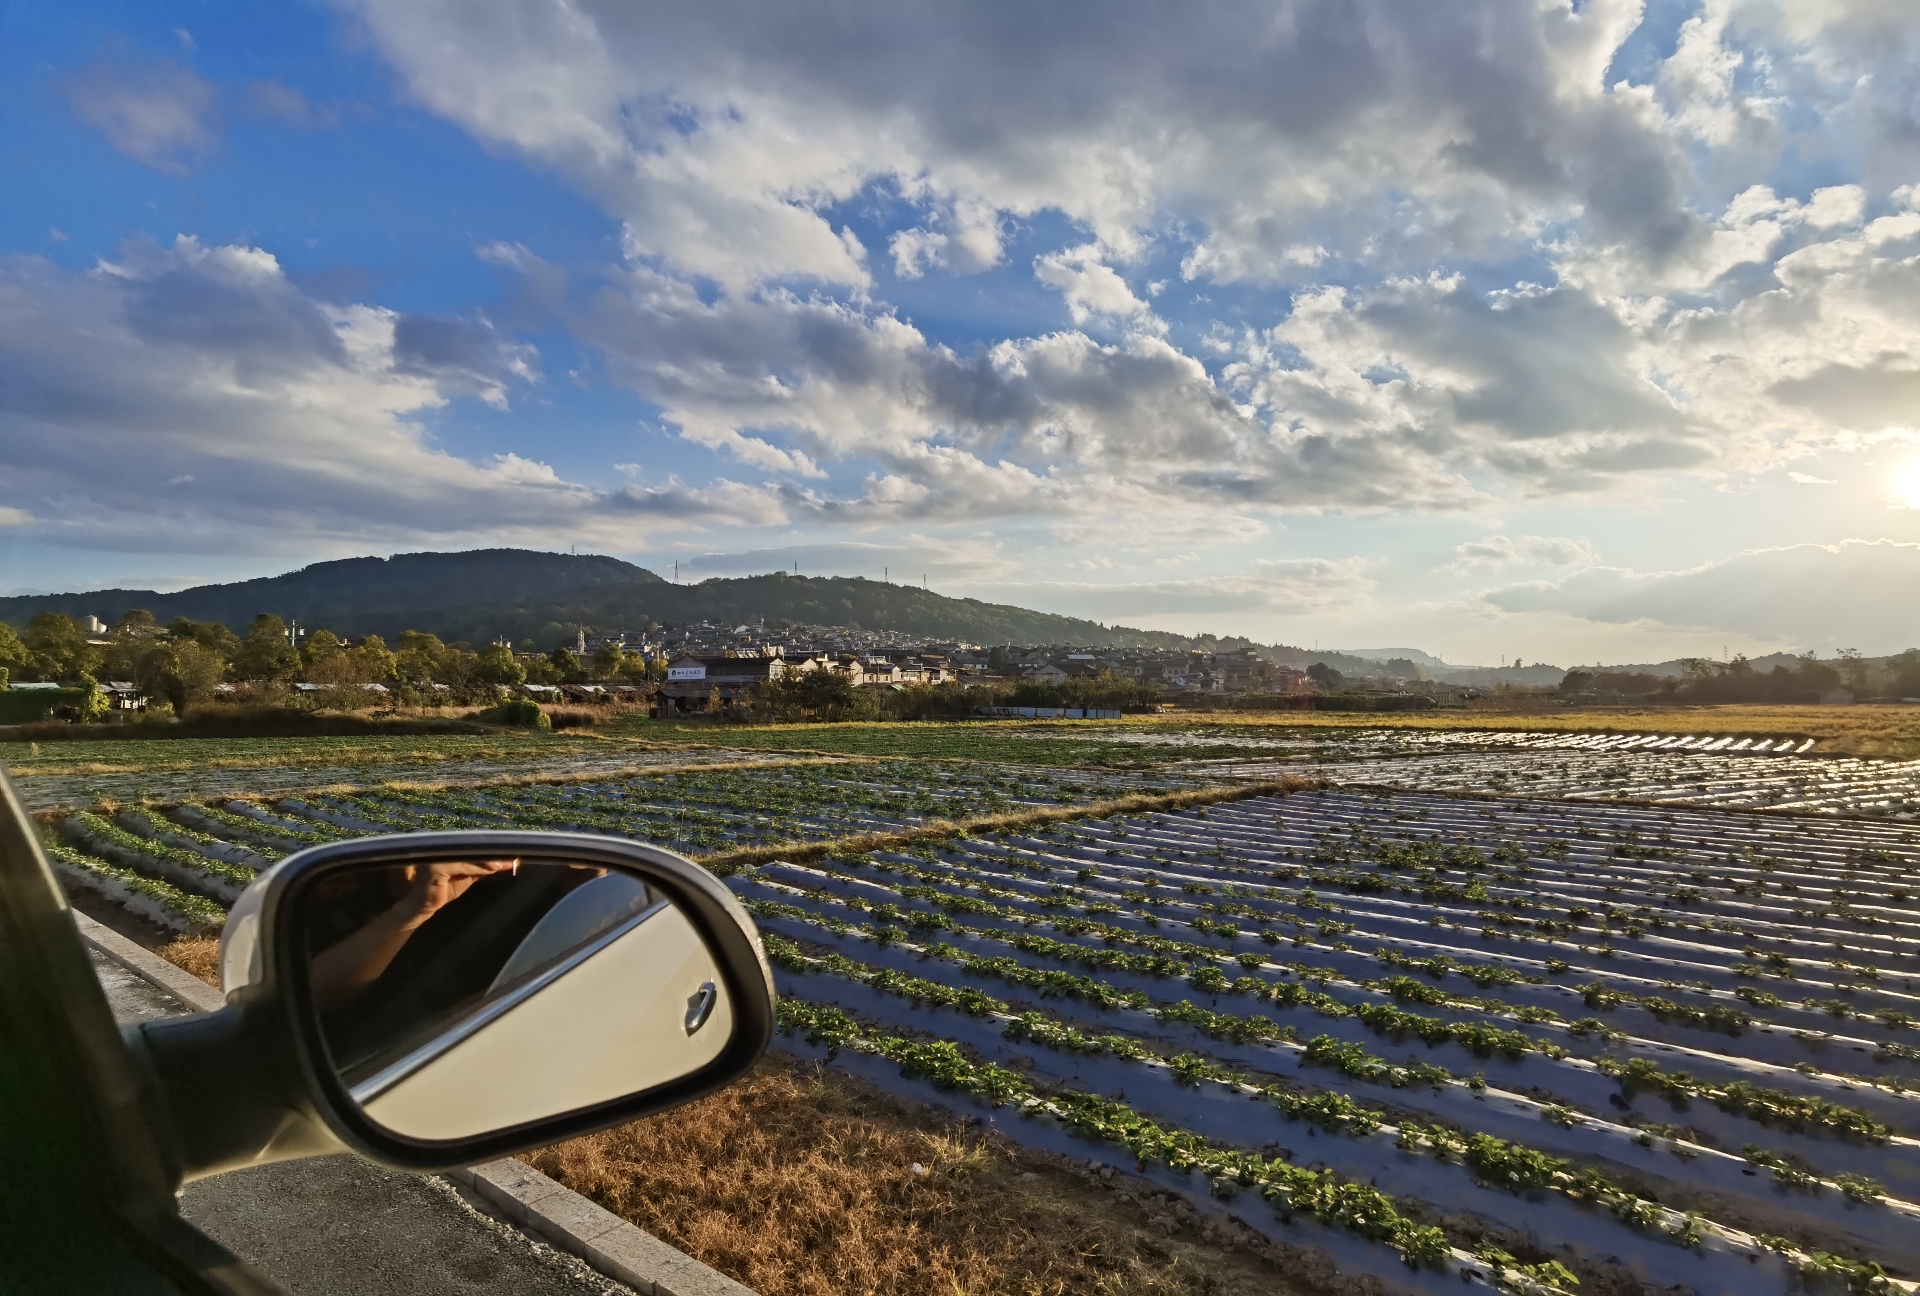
xmin=700 ymin=775 xmax=1323 ymax=874
xmin=1141 ymin=704 xmax=1920 ymax=756
xmin=155 ymin=934 xmax=221 ymax=986
xmin=528 ymin=1052 xmax=1305 ymax=1296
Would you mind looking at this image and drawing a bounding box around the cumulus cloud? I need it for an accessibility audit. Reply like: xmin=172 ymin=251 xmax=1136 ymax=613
xmin=1482 ymin=539 xmax=1920 ymax=652
xmin=1033 ymin=245 xmax=1152 ymax=323
xmin=342 ymin=0 xmax=1722 ymax=291
xmin=672 ymin=536 xmax=1020 ymax=584
xmin=389 ymin=311 xmax=540 ymax=408
xmin=1448 ymin=534 xmax=1600 ymax=571
xmin=990 ymin=557 xmax=1375 ymax=622
xmin=59 ymin=54 xmax=219 ymax=174
xmin=564 ymin=258 xmax=1493 ymax=520
xmin=0 ymin=237 xmax=783 ymax=553
xmin=31 ymin=2 xmax=1920 ymax=616
xmin=309 ymin=0 xmax=1920 ymax=528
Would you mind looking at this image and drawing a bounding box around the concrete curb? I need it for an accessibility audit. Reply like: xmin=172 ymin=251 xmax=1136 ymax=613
xmin=71 ymin=909 xmax=754 ymax=1296
xmin=78 ymin=908 xmax=227 ymax=1013
xmin=447 ymin=1160 xmax=753 ymax=1296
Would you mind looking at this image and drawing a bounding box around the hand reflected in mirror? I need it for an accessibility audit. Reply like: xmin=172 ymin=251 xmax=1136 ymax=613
xmin=309 ymin=859 xmax=519 ymax=1010
xmin=296 ymin=854 xmax=734 ymax=1142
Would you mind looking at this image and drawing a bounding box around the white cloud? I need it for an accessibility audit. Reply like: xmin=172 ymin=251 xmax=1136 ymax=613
xmin=564 ymin=259 xmax=1490 ymax=522
xmin=1033 ymin=245 xmax=1152 ymax=323
xmin=343 ymin=0 xmax=1734 ymax=292
xmin=322 ymin=0 xmax=1920 ymax=530
xmin=1482 ymin=539 xmax=1920 ymax=653
xmin=59 ymin=54 xmax=219 ymax=174
xmin=985 ymin=557 xmax=1375 ymax=621
xmin=1787 ymin=471 xmax=1836 ymax=484
xmin=1448 ymin=534 xmax=1599 ymax=571
xmin=672 ymin=535 xmax=1019 ymax=585
xmin=0 ymin=237 xmax=784 ymax=554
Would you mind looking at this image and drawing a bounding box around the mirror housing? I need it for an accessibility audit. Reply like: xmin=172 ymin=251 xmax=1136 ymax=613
xmin=127 ymin=832 xmax=774 ymax=1184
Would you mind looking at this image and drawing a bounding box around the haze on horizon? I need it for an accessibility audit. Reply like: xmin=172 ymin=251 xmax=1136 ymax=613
xmin=5 ymin=1 xmax=1920 ymax=665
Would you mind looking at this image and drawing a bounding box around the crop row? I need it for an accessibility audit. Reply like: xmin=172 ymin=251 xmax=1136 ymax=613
xmin=1264 ymin=749 xmax=1920 ymax=819
xmin=44 ymin=758 xmax=1920 ymax=1293
xmin=745 ymin=884 xmax=1914 ymax=1294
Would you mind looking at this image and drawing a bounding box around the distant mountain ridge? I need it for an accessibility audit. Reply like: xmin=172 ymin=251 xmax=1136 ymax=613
xmin=0 ymin=550 xmax=660 ymax=635
xmin=0 ymin=549 xmax=1205 ymax=650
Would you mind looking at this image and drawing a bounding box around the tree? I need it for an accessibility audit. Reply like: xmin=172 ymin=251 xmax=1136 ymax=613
xmin=1559 ymin=670 xmax=1594 ymax=694
xmin=394 ymin=630 xmax=459 ymax=684
xmin=1836 ymin=648 xmax=1872 ymax=694
xmin=547 ymin=648 xmax=584 ymax=684
xmin=232 ymin=614 xmax=302 ymax=682
xmin=114 ymin=609 xmax=158 ymax=636
xmin=591 ymin=642 xmax=625 ymax=679
xmin=474 ymin=642 xmax=527 ymax=686
xmin=301 ymin=628 xmax=344 ymax=673
xmin=1889 ymin=650 xmax=1920 ymax=699
xmin=23 ymin=613 xmax=100 ymax=682
xmin=168 ymin=618 xmax=242 ymax=661
xmin=137 ymin=640 xmax=227 ymax=714
xmin=348 ymin=635 xmax=397 ymax=685
xmin=1306 ymin=662 xmax=1344 ymax=690
xmin=70 ymin=673 xmax=112 ymax=723
xmin=0 ymin=623 xmax=29 ymax=685
xmin=752 ymin=667 xmax=873 ymax=720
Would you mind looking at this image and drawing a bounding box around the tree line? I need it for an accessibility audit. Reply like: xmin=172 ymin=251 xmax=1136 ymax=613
xmin=0 ymin=611 xmax=665 ymax=716
xmin=1560 ymin=651 xmax=1920 ymax=705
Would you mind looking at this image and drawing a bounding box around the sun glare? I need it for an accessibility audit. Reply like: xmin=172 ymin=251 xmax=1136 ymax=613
xmin=1897 ymin=458 xmax=1920 ymax=509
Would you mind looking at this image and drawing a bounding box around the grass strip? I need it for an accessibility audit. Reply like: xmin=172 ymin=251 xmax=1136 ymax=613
xmin=703 ymin=777 xmax=1322 ymax=875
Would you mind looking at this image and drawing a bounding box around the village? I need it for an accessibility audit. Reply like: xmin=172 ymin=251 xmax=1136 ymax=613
xmin=609 ymin=623 xmax=1303 ymax=716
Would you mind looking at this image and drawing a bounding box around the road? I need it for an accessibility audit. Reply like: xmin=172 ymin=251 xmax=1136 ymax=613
xmin=93 ymin=949 xmax=630 ymax=1296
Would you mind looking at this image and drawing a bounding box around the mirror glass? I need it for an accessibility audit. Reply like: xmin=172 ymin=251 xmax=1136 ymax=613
xmin=296 ymin=856 xmax=733 ymax=1141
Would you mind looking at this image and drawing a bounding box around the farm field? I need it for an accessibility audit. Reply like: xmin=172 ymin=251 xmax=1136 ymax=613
xmin=27 ymin=719 xmax=1920 ymax=1295
xmin=643 ymin=703 xmax=1920 ymax=761
xmin=1126 ymin=706 xmax=1920 ymax=759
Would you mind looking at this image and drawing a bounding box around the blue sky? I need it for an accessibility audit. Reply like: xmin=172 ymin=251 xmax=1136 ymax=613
xmin=5 ymin=1 xmax=1920 ymax=663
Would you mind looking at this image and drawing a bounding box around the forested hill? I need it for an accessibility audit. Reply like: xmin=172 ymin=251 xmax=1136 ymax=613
xmin=0 ymin=550 xmax=659 ymax=636
xmin=0 ymin=550 xmax=1205 ymax=649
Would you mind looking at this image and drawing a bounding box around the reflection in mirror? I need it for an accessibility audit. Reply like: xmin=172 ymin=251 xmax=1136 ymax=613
xmin=299 ymin=857 xmax=733 ymax=1142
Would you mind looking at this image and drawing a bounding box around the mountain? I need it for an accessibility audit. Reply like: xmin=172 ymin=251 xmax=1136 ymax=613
xmin=0 ymin=550 xmax=1200 ymax=649
xmin=0 ymin=550 xmax=660 ymax=636
xmin=1337 ymin=647 xmax=1454 ymax=671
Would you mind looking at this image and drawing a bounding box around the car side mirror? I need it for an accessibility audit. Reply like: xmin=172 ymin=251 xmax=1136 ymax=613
xmin=126 ymin=832 xmax=775 ymax=1182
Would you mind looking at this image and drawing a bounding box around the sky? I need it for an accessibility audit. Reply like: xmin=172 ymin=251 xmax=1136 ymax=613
xmin=4 ymin=1 xmax=1920 ymax=665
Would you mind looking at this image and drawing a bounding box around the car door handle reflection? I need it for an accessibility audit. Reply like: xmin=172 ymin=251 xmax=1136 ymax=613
xmin=685 ymin=981 xmax=717 ymax=1035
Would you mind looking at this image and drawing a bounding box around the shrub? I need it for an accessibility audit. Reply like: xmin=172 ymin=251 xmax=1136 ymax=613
xmin=480 ymin=697 xmax=551 ymax=729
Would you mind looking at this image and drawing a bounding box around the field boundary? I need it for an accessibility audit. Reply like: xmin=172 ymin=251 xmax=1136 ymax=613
xmin=72 ymin=911 xmax=752 ymax=1296
xmin=697 ymin=774 xmax=1324 ymax=873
